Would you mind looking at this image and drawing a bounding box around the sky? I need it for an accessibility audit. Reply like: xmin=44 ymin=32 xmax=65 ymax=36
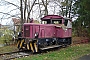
xmin=0 ymin=0 xmax=64 ymax=25
xmin=0 ymin=0 xmax=20 ymax=25
xmin=0 ymin=0 xmax=76 ymax=25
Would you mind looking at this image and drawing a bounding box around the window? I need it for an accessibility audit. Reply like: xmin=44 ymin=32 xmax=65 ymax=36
xmin=42 ymin=21 xmax=47 ymax=24
xmin=64 ymin=19 xmax=68 ymax=26
xmin=42 ymin=20 xmax=50 ymax=24
xmin=41 ymin=19 xmax=62 ymax=24
xmin=52 ymin=20 xmax=62 ymax=24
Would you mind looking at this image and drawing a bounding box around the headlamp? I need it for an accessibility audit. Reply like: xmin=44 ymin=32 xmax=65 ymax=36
xmin=34 ymin=32 xmax=39 ymax=38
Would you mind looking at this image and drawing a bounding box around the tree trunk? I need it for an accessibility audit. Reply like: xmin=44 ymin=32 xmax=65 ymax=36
xmin=27 ymin=0 xmax=37 ymax=22
xmin=20 ymin=0 xmax=23 ymax=31
xmin=24 ymin=0 xmax=27 ymax=23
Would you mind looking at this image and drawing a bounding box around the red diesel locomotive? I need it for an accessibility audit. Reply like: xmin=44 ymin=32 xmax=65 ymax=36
xmin=17 ymin=15 xmax=72 ymax=53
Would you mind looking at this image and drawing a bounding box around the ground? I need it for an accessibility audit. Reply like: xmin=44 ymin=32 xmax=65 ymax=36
xmin=16 ymin=43 xmax=90 ymax=60
xmin=0 ymin=37 xmax=90 ymax=60
xmin=0 ymin=44 xmax=18 ymax=54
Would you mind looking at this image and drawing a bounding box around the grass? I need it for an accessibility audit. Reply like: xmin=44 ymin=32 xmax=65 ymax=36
xmin=0 ymin=40 xmax=4 ymax=44
xmin=16 ymin=43 xmax=90 ymax=60
xmin=0 ymin=45 xmax=18 ymax=53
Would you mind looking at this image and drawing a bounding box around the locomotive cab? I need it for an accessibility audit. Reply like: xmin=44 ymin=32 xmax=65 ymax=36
xmin=41 ymin=18 xmax=63 ymax=24
xmin=41 ymin=19 xmax=62 ymax=24
xmin=41 ymin=15 xmax=72 ymax=28
xmin=41 ymin=15 xmax=72 ymax=26
xmin=41 ymin=15 xmax=72 ymax=46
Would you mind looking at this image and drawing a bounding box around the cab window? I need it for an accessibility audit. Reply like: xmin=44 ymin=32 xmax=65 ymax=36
xmin=64 ymin=19 xmax=68 ymax=26
xmin=52 ymin=20 xmax=62 ymax=24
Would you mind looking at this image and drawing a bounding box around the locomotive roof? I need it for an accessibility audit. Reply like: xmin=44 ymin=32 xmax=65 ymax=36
xmin=41 ymin=15 xmax=63 ymax=21
xmin=64 ymin=17 xmax=71 ymax=20
xmin=24 ymin=23 xmax=61 ymax=27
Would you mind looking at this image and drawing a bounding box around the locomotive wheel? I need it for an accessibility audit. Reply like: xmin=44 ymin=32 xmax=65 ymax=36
xmin=62 ymin=44 xmax=67 ymax=48
xmin=19 ymin=48 xmax=23 ymax=51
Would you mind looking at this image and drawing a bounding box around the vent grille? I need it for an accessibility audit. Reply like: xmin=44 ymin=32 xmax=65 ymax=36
xmin=24 ymin=25 xmax=30 ymax=37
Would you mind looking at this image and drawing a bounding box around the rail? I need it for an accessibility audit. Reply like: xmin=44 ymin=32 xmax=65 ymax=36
xmin=0 ymin=51 xmax=31 ymax=60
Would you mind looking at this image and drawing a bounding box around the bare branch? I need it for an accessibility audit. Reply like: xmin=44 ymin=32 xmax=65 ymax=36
xmin=8 ymin=8 xmax=19 ymax=13
xmin=42 ymin=0 xmax=46 ymax=7
xmin=4 ymin=0 xmax=20 ymax=9
xmin=0 ymin=12 xmax=11 ymax=15
xmin=27 ymin=0 xmax=37 ymax=21
xmin=42 ymin=0 xmax=48 ymax=15
xmin=0 ymin=12 xmax=20 ymax=20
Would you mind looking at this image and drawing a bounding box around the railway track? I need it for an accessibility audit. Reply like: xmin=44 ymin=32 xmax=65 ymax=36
xmin=0 ymin=40 xmax=88 ymax=60
xmin=0 ymin=46 xmax=64 ymax=60
xmin=0 ymin=51 xmax=31 ymax=60
xmin=0 ymin=44 xmax=78 ymax=60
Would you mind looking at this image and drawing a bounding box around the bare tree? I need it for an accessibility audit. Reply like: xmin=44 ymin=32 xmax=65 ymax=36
xmin=42 ymin=0 xmax=48 ymax=15
xmin=60 ymin=0 xmax=73 ymax=18
xmin=49 ymin=0 xmax=73 ymax=18
xmin=20 ymin=0 xmax=23 ymax=31
xmin=27 ymin=0 xmax=37 ymax=22
xmin=0 ymin=0 xmax=73 ymax=24
xmin=0 ymin=0 xmax=20 ymax=21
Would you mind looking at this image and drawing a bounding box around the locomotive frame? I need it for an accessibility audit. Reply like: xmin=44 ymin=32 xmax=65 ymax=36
xmin=17 ymin=15 xmax=72 ymax=53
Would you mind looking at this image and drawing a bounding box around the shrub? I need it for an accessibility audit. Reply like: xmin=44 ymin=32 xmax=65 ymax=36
xmin=0 ymin=29 xmax=14 ymax=45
